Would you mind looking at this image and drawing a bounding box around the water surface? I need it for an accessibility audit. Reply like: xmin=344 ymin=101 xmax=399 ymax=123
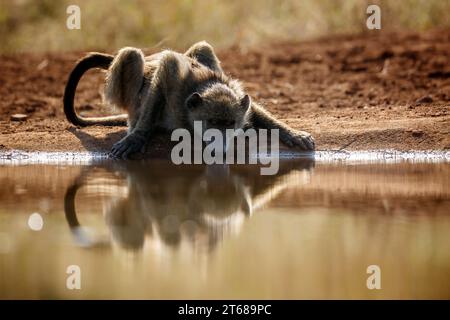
xmin=0 ymin=153 xmax=449 ymax=299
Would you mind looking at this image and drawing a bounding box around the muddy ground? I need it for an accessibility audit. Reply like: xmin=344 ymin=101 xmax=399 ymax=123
xmin=0 ymin=30 xmax=449 ymax=154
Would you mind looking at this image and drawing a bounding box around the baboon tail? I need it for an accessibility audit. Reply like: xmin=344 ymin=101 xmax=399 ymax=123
xmin=64 ymin=179 xmax=82 ymax=229
xmin=63 ymin=52 xmax=128 ymax=127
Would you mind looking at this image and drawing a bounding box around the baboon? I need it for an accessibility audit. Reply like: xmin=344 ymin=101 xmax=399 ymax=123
xmin=64 ymin=41 xmax=315 ymax=159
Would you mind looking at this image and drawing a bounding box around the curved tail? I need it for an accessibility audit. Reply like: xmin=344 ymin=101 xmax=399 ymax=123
xmin=64 ymin=179 xmax=82 ymax=229
xmin=64 ymin=173 xmax=110 ymax=248
xmin=63 ymin=52 xmax=128 ymax=126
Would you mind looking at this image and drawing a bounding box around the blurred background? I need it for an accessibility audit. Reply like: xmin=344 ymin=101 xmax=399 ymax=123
xmin=0 ymin=0 xmax=448 ymax=53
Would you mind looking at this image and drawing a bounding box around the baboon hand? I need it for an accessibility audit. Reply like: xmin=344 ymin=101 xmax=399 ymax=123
xmin=281 ymin=130 xmax=315 ymax=151
xmin=110 ymin=132 xmax=146 ymax=159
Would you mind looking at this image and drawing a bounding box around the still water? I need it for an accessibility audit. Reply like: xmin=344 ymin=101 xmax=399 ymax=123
xmin=0 ymin=153 xmax=449 ymax=299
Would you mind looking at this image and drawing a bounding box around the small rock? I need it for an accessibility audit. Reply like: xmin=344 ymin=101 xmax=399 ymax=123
xmin=344 ymin=89 xmax=355 ymax=95
xmin=10 ymin=114 xmax=28 ymax=121
xmin=25 ymin=106 xmax=36 ymax=113
xmin=36 ymin=59 xmax=48 ymax=70
xmin=80 ymin=104 xmax=94 ymax=111
xmin=412 ymin=130 xmax=424 ymax=137
xmin=416 ymin=95 xmax=433 ymax=104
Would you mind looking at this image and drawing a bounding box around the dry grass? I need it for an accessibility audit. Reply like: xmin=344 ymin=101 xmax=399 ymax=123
xmin=0 ymin=0 xmax=449 ymax=53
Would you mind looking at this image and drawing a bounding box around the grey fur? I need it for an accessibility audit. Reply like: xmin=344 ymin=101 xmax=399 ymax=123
xmin=104 ymin=41 xmax=314 ymax=158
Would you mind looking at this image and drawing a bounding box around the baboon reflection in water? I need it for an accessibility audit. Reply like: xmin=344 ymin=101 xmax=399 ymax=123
xmin=64 ymin=159 xmax=313 ymax=252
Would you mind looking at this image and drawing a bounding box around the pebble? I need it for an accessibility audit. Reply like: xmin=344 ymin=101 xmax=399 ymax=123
xmin=416 ymin=95 xmax=433 ymax=104
xmin=10 ymin=114 xmax=28 ymax=121
xmin=412 ymin=130 xmax=424 ymax=137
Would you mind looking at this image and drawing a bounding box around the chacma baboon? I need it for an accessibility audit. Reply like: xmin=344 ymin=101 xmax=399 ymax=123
xmin=64 ymin=41 xmax=315 ymax=158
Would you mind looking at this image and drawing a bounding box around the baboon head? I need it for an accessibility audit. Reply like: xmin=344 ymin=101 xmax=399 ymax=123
xmin=186 ymin=83 xmax=251 ymax=136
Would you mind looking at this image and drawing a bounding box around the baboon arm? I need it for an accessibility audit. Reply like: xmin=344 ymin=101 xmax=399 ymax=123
xmin=110 ymin=51 xmax=189 ymax=159
xmin=134 ymin=51 xmax=190 ymax=135
xmin=250 ymin=103 xmax=315 ymax=151
xmin=250 ymin=102 xmax=289 ymax=131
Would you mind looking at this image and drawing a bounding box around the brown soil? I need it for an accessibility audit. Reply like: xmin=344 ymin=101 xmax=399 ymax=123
xmin=0 ymin=30 xmax=449 ymax=153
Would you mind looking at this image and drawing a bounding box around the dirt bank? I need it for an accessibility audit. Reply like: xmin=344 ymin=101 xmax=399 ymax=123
xmin=0 ymin=30 xmax=449 ymax=154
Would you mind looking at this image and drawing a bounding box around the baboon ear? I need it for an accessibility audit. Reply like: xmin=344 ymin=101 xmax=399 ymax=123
xmin=186 ymin=92 xmax=203 ymax=109
xmin=240 ymin=94 xmax=251 ymax=111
